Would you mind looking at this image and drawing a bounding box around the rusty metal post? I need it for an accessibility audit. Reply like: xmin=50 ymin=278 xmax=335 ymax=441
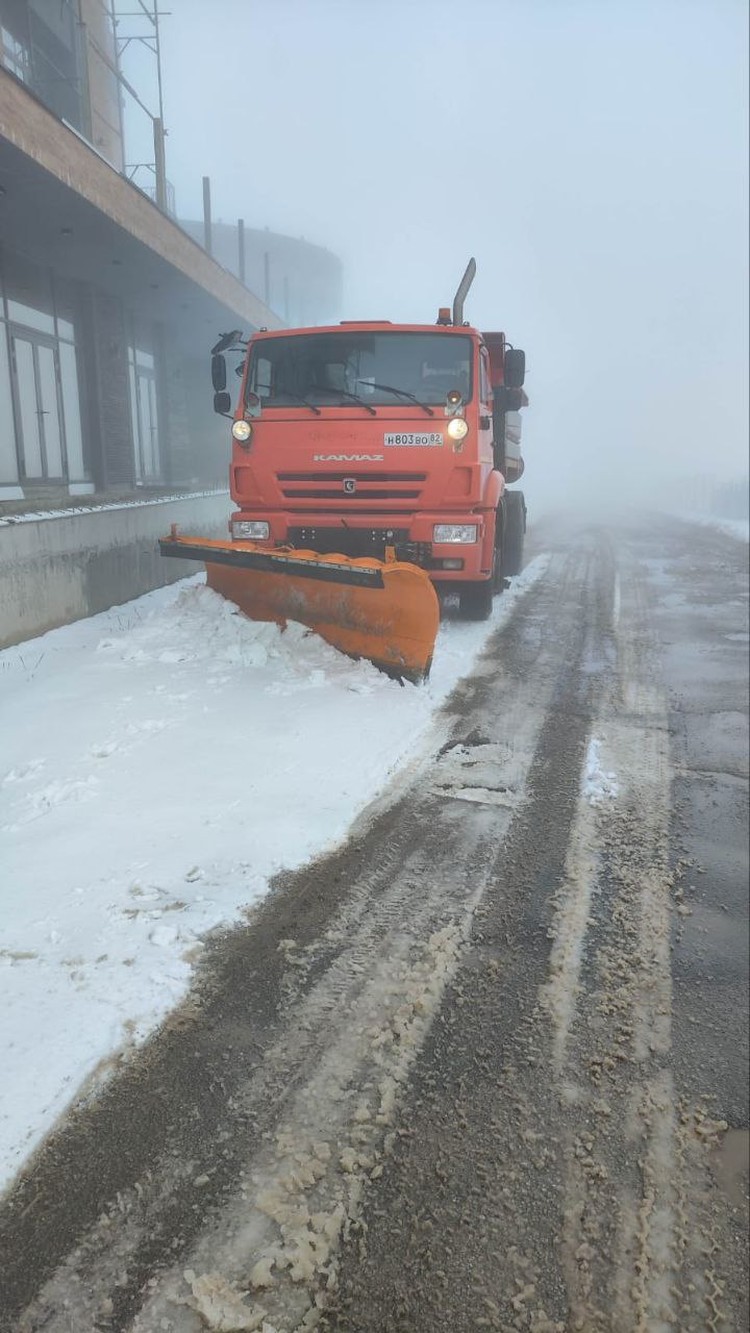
xmin=153 ymin=117 xmax=167 ymax=211
xmin=202 ymin=176 xmax=212 ymax=255
xmin=238 ymin=218 xmax=246 ymax=285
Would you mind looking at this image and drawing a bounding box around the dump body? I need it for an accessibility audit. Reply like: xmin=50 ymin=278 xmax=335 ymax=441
xmin=223 ymin=321 xmax=526 ymax=590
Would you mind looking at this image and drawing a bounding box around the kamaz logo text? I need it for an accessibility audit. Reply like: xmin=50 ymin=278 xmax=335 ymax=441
xmin=312 ymin=453 xmax=384 ymax=462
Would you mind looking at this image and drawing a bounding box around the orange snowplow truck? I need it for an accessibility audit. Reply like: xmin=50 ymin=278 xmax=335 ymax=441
xmin=160 ymin=260 xmax=528 ymax=682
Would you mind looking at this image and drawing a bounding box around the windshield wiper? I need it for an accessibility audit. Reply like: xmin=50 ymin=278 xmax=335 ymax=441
xmin=308 ymin=387 xmax=377 ymax=416
xmin=266 ymin=390 xmax=321 ymax=415
xmin=356 ymin=380 xmax=435 ymax=416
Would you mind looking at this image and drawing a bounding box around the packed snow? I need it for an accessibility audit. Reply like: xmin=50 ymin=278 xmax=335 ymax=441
xmin=0 ymin=557 xmax=548 ymax=1192
xmin=581 ymin=737 xmax=619 ymax=805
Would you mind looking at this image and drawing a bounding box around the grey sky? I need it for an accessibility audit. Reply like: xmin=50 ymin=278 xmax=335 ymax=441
xmin=140 ymin=0 xmax=748 ymax=509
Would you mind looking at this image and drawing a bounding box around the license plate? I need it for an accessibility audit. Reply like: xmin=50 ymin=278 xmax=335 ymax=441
xmin=383 ymin=432 xmax=443 ymax=447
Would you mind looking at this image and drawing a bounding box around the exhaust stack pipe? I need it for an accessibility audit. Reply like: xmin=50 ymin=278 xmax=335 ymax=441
xmin=452 ymin=257 xmax=477 ymax=326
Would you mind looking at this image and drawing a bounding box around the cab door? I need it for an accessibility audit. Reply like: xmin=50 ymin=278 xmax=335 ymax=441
xmin=478 ymin=345 xmax=495 ymax=468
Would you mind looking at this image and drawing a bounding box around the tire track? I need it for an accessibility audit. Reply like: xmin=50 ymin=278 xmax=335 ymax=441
xmin=2 ymin=548 xmax=584 ymax=1332
xmin=323 ymin=524 xmax=744 ymax=1333
xmin=321 ymin=534 xmax=610 ymax=1331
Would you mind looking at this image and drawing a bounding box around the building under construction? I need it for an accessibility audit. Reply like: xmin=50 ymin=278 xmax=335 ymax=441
xmin=0 ymin=0 xmax=342 ymax=646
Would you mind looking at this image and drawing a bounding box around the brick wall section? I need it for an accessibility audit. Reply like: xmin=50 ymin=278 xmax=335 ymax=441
xmin=178 ymin=354 xmax=231 ymax=489
xmin=0 ymin=69 xmax=281 ymax=331
xmin=74 ymin=285 xmax=227 ymax=493
xmin=73 ymin=282 xmax=103 ymax=487
xmin=90 ymin=291 xmax=134 ymax=487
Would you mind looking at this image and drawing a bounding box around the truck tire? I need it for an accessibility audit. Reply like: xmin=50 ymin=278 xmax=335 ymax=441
xmin=459 ymin=578 xmax=494 ymax=620
xmin=504 ymin=490 xmax=526 ymax=576
xmin=494 ymin=506 xmax=506 ymax=592
xmin=459 ymin=549 xmax=496 ymax=620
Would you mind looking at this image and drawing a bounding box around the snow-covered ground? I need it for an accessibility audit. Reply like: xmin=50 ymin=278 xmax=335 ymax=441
xmin=671 ymin=512 xmax=749 ymax=543
xmin=0 ymin=558 xmax=548 ymax=1193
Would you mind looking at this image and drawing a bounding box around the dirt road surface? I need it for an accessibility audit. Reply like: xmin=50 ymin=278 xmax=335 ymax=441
xmin=1 ymin=515 xmax=747 ymax=1333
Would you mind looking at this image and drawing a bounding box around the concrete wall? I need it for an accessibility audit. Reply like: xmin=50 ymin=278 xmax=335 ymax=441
xmin=0 ymin=491 xmax=232 ymax=649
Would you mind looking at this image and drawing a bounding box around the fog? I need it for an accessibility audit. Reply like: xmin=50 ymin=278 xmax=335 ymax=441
xmin=139 ymin=0 xmax=748 ymax=517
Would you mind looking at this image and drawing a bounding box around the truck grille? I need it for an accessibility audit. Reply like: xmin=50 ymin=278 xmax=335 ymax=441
xmin=276 ymin=471 xmax=426 ymax=502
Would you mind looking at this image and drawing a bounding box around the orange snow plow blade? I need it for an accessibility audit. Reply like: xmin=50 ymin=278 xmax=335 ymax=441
xmin=159 ymin=533 xmax=440 ymax=683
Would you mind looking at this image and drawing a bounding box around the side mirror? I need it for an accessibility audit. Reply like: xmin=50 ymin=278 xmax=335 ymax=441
xmin=213 ymin=391 xmax=231 ymax=415
xmin=211 ymin=353 xmax=227 ymax=392
xmin=211 ymin=329 xmax=244 ymax=355
xmin=504 ymin=348 xmax=526 ymax=389
xmin=503 ymin=386 xmax=525 ymax=411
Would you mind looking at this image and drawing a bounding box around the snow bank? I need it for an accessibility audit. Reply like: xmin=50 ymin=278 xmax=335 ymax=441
xmin=0 ymin=557 xmax=548 ymax=1191
xmin=669 ymin=512 xmax=749 ymax=543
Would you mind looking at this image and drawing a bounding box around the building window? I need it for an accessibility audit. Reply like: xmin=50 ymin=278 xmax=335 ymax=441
xmin=1 ymin=252 xmax=89 ymax=490
xmin=1 ymin=1 xmax=89 ymax=136
xmin=0 ymin=322 xmax=20 ymax=490
xmin=10 ymin=333 xmax=64 ymax=480
xmin=0 ymin=24 xmax=30 ymax=82
xmin=58 ymin=341 xmax=85 ymax=484
xmin=128 ymin=345 xmax=162 ymax=483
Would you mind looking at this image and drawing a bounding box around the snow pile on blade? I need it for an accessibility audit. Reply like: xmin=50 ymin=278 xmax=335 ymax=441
xmin=160 ymin=535 xmax=440 ymax=682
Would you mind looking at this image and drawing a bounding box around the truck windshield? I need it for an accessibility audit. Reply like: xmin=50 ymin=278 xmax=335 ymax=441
xmin=245 ymin=331 xmax=473 ymax=409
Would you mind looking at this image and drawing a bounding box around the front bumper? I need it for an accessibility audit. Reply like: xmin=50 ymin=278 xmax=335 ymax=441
xmin=229 ymin=509 xmax=494 ymax=581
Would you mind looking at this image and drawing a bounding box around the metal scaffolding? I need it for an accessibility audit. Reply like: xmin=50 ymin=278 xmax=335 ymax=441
xmin=110 ymin=0 xmax=171 ymax=211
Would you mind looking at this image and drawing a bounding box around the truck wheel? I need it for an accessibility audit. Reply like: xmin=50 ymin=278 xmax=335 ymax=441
xmin=504 ymin=490 xmax=526 ymax=576
xmin=459 ymin=550 xmax=496 ymax=620
xmin=494 ymin=508 xmax=506 ymax=592
xmin=459 ymin=579 xmax=494 ymax=620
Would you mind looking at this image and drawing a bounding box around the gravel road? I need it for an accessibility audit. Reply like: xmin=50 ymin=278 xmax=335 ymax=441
xmin=1 ymin=515 xmax=747 ymax=1333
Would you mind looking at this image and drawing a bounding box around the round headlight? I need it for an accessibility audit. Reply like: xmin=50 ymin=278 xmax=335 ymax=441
xmin=231 ymin=419 xmax=252 ymax=443
xmin=447 ymin=417 xmax=469 ymax=441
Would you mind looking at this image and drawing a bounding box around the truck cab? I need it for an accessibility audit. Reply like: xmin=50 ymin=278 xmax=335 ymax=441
xmin=212 ymin=309 xmax=527 ymax=619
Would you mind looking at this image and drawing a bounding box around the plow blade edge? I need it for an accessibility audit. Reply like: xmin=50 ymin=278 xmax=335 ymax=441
xmin=159 ymin=535 xmax=440 ymax=683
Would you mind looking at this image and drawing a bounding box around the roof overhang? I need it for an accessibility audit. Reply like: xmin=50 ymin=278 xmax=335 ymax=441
xmin=0 ymin=69 xmax=282 ymax=358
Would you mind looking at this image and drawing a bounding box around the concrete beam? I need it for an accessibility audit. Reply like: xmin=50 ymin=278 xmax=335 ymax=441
xmin=0 ymin=69 xmax=281 ymax=332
